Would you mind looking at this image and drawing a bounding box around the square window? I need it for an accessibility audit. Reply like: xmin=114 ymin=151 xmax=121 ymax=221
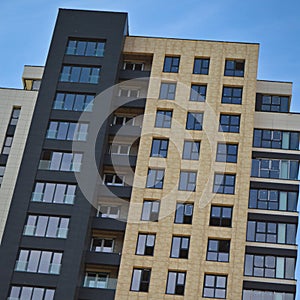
xmin=193 ymin=58 xmax=210 ymax=75
xmin=166 ymin=271 xmax=186 ymax=295
xmin=207 ymin=239 xmax=230 ymax=262
xmin=175 ymin=203 xmax=193 ymax=224
xmin=219 ymin=114 xmax=240 ymax=133
xmin=224 ymin=59 xmax=245 ymax=77
xmin=186 ymin=112 xmax=203 ymax=130
xmin=163 ymin=56 xmax=180 ymax=73
xmin=190 ymin=84 xmax=207 ymax=101
xmin=151 ymin=139 xmax=169 ymax=158
xmin=170 ymin=236 xmax=190 ymax=259
xmin=221 ymin=86 xmax=243 ymax=104
xmin=146 ymin=169 xmax=165 ymax=189
xmin=141 ymin=200 xmax=160 ymax=221
xmin=179 ymin=171 xmax=197 ymax=191
xmin=136 ymin=233 xmax=156 ymax=256
xmin=182 ymin=141 xmax=200 ymax=160
xmin=203 ymin=274 xmax=227 ymax=299
xmin=159 ymin=82 xmax=177 ymax=100
xmin=216 ymin=143 xmax=238 ymax=163
xmin=210 ymin=206 xmax=233 ymax=227
xmin=213 ymin=173 xmax=236 ymax=194
xmin=155 ymin=110 xmax=173 ymax=128
xmin=131 ymin=268 xmax=151 ymax=292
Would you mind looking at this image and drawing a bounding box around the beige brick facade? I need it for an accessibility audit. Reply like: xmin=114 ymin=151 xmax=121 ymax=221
xmin=115 ymin=37 xmax=260 ymax=299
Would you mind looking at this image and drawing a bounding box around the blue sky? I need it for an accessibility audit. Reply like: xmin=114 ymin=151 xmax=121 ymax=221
xmin=1 ymin=0 xmax=300 ymax=293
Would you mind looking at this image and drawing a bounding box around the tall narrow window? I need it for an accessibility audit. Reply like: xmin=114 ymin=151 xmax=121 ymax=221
xmin=136 ymin=233 xmax=156 ymax=256
xmin=163 ymin=56 xmax=180 ymax=73
xmin=166 ymin=271 xmax=186 ymax=295
xmin=175 ymin=203 xmax=193 ymax=224
xmin=193 ymin=58 xmax=210 ymax=75
xmin=170 ymin=236 xmax=190 ymax=259
xmin=141 ymin=200 xmax=160 ymax=221
xmin=131 ymin=268 xmax=151 ymax=292
xmin=159 ymin=82 xmax=177 ymax=100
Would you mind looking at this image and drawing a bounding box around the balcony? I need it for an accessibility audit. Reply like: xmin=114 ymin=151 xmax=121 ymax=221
xmin=113 ymin=96 xmax=146 ymax=109
xmin=109 ymin=124 xmax=141 ymax=138
xmin=79 ymin=286 xmax=115 ymax=300
xmin=85 ymin=251 xmax=121 ymax=266
xmin=119 ymin=69 xmax=151 ymax=80
xmin=103 ymin=154 xmax=137 ymax=168
xmin=91 ymin=217 xmax=126 ymax=232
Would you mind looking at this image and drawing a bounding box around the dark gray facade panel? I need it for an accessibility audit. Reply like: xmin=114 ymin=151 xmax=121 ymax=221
xmin=0 ymin=9 xmax=128 ymax=300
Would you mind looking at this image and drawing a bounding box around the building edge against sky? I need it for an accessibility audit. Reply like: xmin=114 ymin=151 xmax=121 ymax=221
xmin=0 ymin=8 xmax=298 ymax=300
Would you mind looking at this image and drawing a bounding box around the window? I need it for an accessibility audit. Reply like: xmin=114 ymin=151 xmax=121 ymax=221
xmin=118 ymin=88 xmax=140 ymax=98
xmin=163 ymin=56 xmax=180 ymax=73
xmin=155 ymin=110 xmax=172 ymax=128
xmin=207 ymin=239 xmax=230 ymax=262
xmin=123 ymin=61 xmax=144 ymax=71
xmin=256 ymin=94 xmax=289 ymax=113
xmin=216 ymin=143 xmax=238 ymax=163
xmin=97 ymin=205 xmax=120 ymax=219
xmin=109 ymin=143 xmax=131 ymax=155
xmin=15 ymin=250 xmax=62 ymax=274
xmin=53 ymin=92 xmax=94 ymax=112
xmin=8 ymin=286 xmax=55 ymax=300
xmin=210 ymin=206 xmax=233 ymax=227
xmin=141 ymin=200 xmax=160 ymax=221
xmin=103 ymin=173 xmax=125 ymax=186
xmin=182 ymin=141 xmax=200 ymax=160
xmin=175 ymin=203 xmax=193 ymax=224
xmin=10 ymin=108 xmax=21 ymax=125
xmin=146 ymin=169 xmax=165 ymax=189
xmin=193 ymin=58 xmax=210 ymax=75
xmin=224 ymin=59 xmax=245 ymax=77
xmin=253 ymin=129 xmax=299 ymax=150
xmin=131 ymin=268 xmax=151 ymax=292
xmin=136 ymin=233 xmax=156 ymax=256
xmin=219 ymin=114 xmax=240 ymax=133
xmin=203 ymin=274 xmax=227 ymax=299
xmin=151 ymin=139 xmax=169 ymax=158
xmin=39 ymin=151 xmax=82 ymax=172
xmin=23 ymin=215 xmax=69 ymax=239
xmin=1 ymin=136 xmax=13 ymax=155
xmin=222 ymin=86 xmax=243 ymax=104
xmin=0 ymin=166 xmax=5 ymax=186
xmin=251 ymin=159 xmax=299 ymax=180
xmin=242 ymin=289 xmax=294 ymax=300
xmin=213 ymin=173 xmax=236 ymax=194
xmin=170 ymin=236 xmax=190 ymax=259
xmin=112 ymin=115 xmax=137 ymax=126
xmin=90 ymin=238 xmax=114 ymax=253
xmin=186 ymin=112 xmax=203 ymax=130
xmin=32 ymin=80 xmax=41 ymax=91
xmin=31 ymin=182 xmax=76 ymax=204
xmin=83 ymin=272 xmax=110 ymax=289
xmin=244 ymin=254 xmax=295 ymax=279
xmin=46 ymin=121 xmax=88 ymax=141
xmin=159 ymin=82 xmax=176 ymax=100
xmin=59 ymin=65 xmax=100 ymax=84
xmin=166 ymin=271 xmax=186 ymax=295
xmin=66 ymin=39 xmax=105 ymax=56
xmin=249 ymin=189 xmax=298 ymax=212
xmin=247 ymin=220 xmax=296 ymax=245
xmin=190 ymin=84 xmax=207 ymax=102
xmin=179 ymin=171 xmax=197 ymax=191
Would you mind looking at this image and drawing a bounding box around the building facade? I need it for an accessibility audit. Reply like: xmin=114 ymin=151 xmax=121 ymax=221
xmin=0 ymin=9 xmax=298 ymax=300
xmin=0 ymin=65 xmax=42 ymax=242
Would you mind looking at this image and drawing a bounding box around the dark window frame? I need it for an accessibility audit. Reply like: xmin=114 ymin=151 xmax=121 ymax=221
xmin=206 ymin=239 xmax=230 ymax=262
xmin=136 ymin=233 xmax=156 ymax=256
xmin=219 ymin=114 xmax=240 ymax=133
xmin=163 ymin=56 xmax=180 ymax=73
xmin=166 ymin=271 xmax=186 ymax=295
xmin=203 ymin=274 xmax=227 ymax=299
xmin=178 ymin=171 xmax=197 ymax=191
xmin=141 ymin=200 xmax=160 ymax=221
xmin=216 ymin=143 xmax=238 ymax=163
xmin=221 ymin=86 xmax=243 ymax=104
xmin=186 ymin=112 xmax=203 ymax=130
xmin=193 ymin=58 xmax=210 ymax=75
xmin=170 ymin=236 xmax=190 ymax=259
xmin=150 ymin=138 xmax=169 ymax=158
xmin=130 ymin=268 xmax=151 ymax=292
xmin=174 ymin=203 xmax=194 ymax=224
xmin=190 ymin=84 xmax=207 ymax=101
xmin=210 ymin=206 xmax=233 ymax=227
xmin=159 ymin=82 xmax=177 ymax=100
xmin=224 ymin=59 xmax=245 ymax=77
xmin=213 ymin=173 xmax=236 ymax=194
xmin=146 ymin=168 xmax=165 ymax=189
xmin=182 ymin=140 xmax=201 ymax=160
xmin=155 ymin=110 xmax=173 ymax=128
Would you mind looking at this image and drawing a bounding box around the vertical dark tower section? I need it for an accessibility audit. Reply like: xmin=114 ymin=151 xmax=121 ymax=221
xmin=0 ymin=9 xmax=128 ymax=300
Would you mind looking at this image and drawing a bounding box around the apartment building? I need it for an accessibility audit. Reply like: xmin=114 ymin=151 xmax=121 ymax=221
xmin=0 ymin=65 xmax=42 ymax=242
xmin=0 ymin=9 xmax=297 ymax=300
